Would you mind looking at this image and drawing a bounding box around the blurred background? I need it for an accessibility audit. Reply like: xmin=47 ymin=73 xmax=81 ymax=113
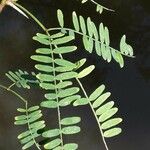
xmin=0 ymin=0 xmax=150 ymax=149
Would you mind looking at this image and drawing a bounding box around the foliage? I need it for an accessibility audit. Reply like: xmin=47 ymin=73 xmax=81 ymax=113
xmin=79 ymin=0 xmax=114 ymax=14
xmin=0 ymin=0 xmax=134 ymax=150
xmin=55 ymin=10 xmax=134 ymax=68
xmin=6 ymin=70 xmax=39 ymax=89
xmin=15 ymin=105 xmax=45 ymax=150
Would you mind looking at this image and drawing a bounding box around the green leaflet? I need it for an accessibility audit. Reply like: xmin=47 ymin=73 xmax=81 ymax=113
xmin=29 ymin=113 xmax=43 ymax=123
xmin=96 ymin=5 xmax=103 ymax=14
xmin=44 ymin=138 xmax=61 ymax=149
xmin=73 ymin=98 xmax=89 ymax=106
xmin=87 ymin=17 xmax=93 ymax=37
xmin=30 ymin=120 xmax=45 ymax=129
xmin=120 ymin=35 xmax=133 ymax=56
xmin=50 ymin=32 xmax=65 ymax=39
xmin=53 ymin=46 xmax=77 ymax=54
xmin=56 ymin=81 xmax=73 ymax=89
xmin=89 ymin=84 xmax=105 ymax=101
xmin=58 ymin=87 xmax=79 ymax=98
xmin=40 ymin=82 xmax=55 ymax=90
xmin=42 ymin=129 xmax=60 ymax=138
xmin=62 ymin=126 xmax=81 ymax=135
xmin=111 ymin=49 xmax=124 ymax=68
xmin=96 ymin=101 xmax=114 ymax=115
xmin=74 ymin=58 xmax=87 ymax=70
xmin=28 ymin=110 xmax=42 ymax=118
xmin=104 ymin=27 xmax=110 ymax=45
xmin=14 ymin=119 xmax=28 ymax=125
xmin=103 ymin=128 xmax=122 ymax=138
xmin=99 ymin=23 xmax=105 ymax=43
xmin=22 ymin=140 xmax=35 ymax=150
xmin=31 ymin=55 xmax=53 ymax=63
xmin=91 ymin=21 xmax=99 ymax=40
xmin=72 ymin=11 xmax=80 ymax=31
xmin=36 ymin=73 xmax=54 ymax=82
xmin=40 ymin=101 xmax=58 ymax=108
xmin=105 ymin=46 xmax=112 ymax=62
xmin=36 ymin=48 xmax=52 ymax=54
xmin=51 ymin=36 xmax=74 ymax=45
xmin=55 ymin=66 xmax=74 ymax=72
xmin=60 ymin=117 xmax=81 ymax=125
xmin=57 ymin=9 xmax=64 ymax=28
xmin=28 ymin=106 xmax=39 ymax=112
xmin=64 ymin=143 xmax=78 ymax=150
xmin=15 ymin=115 xmax=26 ymax=120
xmin=99 ymin=107 xmax=118 ymax=122
xmin=17 ymin=108 xmax=26 ymax=113
xmin=92 ymin=92 xmax=111 ymax=108
xmin=79 ymin=16 xmax=86 ymax=34
xmin=36 ymin=33 xmax=49 ymax=39
xmin=35 ymin=64 xmax=53 ymax=73
xmin=20 ymin=133 xmax=39 ymax=144
xmin=95 ymin=40 xmax=101 ymax=56
xmin=18 ymin=131 xmax=31 ymax=139
xmin=77 ymin=65 xmax=95 ymax=78
xmin=6 ymin=72 xmax=16 ymax=83
xmin=59 ymin=95 xmax=81 ymax=107
xmin=55 ymin=58 xmax=76 ymax=68
xmin=81 ymin=0 xmax=88 ymax=3
xmin=45 ymin=93 xmax=58 ymax=100
xmin=53 ymin=146 xmax=62 ymax=150
xmin=56 ymin=72 xmax=78 ymax=80
xmin=83 ymin=36 xmax=93 ymax=53
xmin=33 ymin=36 xmax=50 ymax=45
xmin=101 ymin=118 xmax=122 ymax=130
xmin=83 ymin=36 xmax=89 ymax=51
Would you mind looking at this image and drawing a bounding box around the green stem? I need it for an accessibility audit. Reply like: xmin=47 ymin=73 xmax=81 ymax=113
xmin=25 ymin=103 xmax=41 ymax=150
xmin=47 ymin=27 xmax=135 ymax=58
xmin=90 ymin=0 xmax=114 ymax=12
xmin=75 ymin=78 xmax=109 ymax=150
xmin=0 ymin=84 xmax=42 ymax=149
xmin=7 ymin=83 xmax=16 ymax=90
xmin=0 ymin=84 xmax=27 ymax=103
xmin=14 ymin=2 xmax=47 ymax=31
xmin=57 ymin=51 xmax=109 ymax=150
xmin=46 ymin=31 xmax=64 ymax=148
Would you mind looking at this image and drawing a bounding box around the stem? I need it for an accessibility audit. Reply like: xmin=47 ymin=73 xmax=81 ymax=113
xmin=25 ymin=103 xmax=41 ymax=150
xmin=0 ymin=84 xmax=42 ymax=150
xmin=14 ymin=2 xmax=47 ymax=31
xmin=57 ymin=50 xmax=109 ymax=150
xmin=76 ymin=78 xmax=109 ymax=150
xmin=0 ymin=84 xmax=27 ymax=103
xmin=47 ymin=27 xmax=135 ymax=58
xmin=7 ymin=83 xmax=16 ymax=90
xmin=46 ymin=31 xmax=64 ymax=148
xmin=90 ymin=0 xmax=114 ymax=12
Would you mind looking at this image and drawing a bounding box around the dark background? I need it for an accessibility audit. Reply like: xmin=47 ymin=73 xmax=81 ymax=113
xmin=0 ymin=0 xmax=150 ymax=150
